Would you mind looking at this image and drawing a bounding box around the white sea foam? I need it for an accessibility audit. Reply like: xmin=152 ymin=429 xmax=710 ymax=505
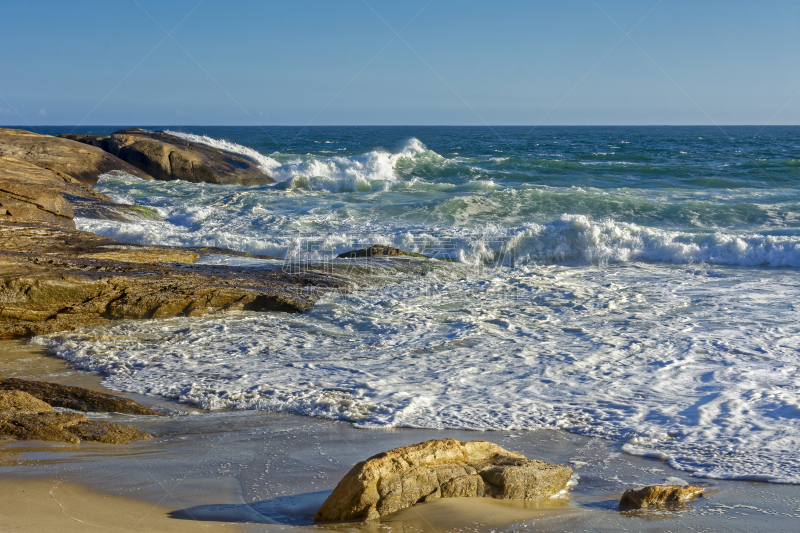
xmin=77 ymin=205 xmax=800 ymax=270
xmin=36 ymin=261 xmax=800 ymax=483
xmin=506 ymin=214 xmax=800 ymax=268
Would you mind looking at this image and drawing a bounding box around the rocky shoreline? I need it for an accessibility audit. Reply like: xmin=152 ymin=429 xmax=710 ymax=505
xmin=0 ymin=127 xmax=347 ymax=339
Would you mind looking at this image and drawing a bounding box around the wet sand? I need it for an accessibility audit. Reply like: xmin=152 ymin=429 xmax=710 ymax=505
xmin=2 ymin=339 xmax=799 ymax=532
xmin=0 ymin=478 xmax=258 ymax=532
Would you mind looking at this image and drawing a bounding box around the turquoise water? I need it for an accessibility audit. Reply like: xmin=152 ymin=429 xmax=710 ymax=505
xmin=31 ymin=126 xmax=800 ymax=484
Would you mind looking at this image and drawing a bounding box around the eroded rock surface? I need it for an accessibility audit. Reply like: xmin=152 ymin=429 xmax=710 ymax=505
xmin=0 ymin=389 xmax=54 ymax=414
xmin=66 ymin=419 xmax=153 ymax=444
xmin=619 ymin=484 xmax=705 ymax=509
xmin=0 ymin=378 xmax=164 ymax=416
xmin=0 ymin=411 xmax=151 ymax=444
xmin=0 ymin=128 xmax=152 ymax=184
xmin=1 ymin=129 xmax=342 ymax=339
xmin=1 ymin=156 xmax=104 ymax=229
xmin=315 ymin=439 xmax=573 ymax=522
xmin=0 ymin=223 xmax=344 ymax=338
xmin=63 ymin=129 xmax=273 ymax=186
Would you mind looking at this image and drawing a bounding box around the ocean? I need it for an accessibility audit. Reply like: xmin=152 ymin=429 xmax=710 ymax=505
xmin=27 ymin=125 xmax=800 ymax=484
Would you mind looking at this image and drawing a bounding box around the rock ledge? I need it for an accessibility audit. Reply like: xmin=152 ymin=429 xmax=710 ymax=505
xmin=0 ymin=390 xmax=152 ymax=444
xmin=0 ymin=378 xmax=164 ymax=416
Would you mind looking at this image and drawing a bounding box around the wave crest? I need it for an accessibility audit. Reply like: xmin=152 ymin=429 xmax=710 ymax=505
xmin=506 ymin=215 xmax=800 ymax=267
xmin=275 ymin=138 xmax=443 ymax=192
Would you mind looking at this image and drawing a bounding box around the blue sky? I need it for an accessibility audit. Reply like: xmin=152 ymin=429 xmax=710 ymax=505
xmin=1 ymin=0 xmax=798 ymax=125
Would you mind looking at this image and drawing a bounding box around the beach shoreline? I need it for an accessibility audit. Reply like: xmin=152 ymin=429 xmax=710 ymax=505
xmin=2 ymin=339 xmax=799 ymax=532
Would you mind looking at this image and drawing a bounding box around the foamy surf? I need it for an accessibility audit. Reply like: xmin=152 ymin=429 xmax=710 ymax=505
xmin=35 ymin=260 xmax=800 ymax=484
xmin=77 ymin=204 xmax=800 ymax=269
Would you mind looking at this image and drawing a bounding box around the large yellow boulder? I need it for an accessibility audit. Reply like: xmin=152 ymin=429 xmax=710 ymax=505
xmin=315 ymin=438 xmax=573 ymax=522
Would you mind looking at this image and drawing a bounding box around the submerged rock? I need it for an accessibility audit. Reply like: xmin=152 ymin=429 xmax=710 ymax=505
xmin=0 ymin=128 xmax=152 ymax=184
xmin=65 ymin=194 xmax=164 ymax=223
xmin=315 ymin=439 xmax=572 ymax=522
xmin=63 ymin=129 xmax=274 ymax=186
xmin=66 ymin=419 xmax=153 ymax=444
xmin=0 ymin=378 xmax=164 ymax=416
xmin=337 ymin=245 xmax=431 ymax=259
xmin=619 ymin=484 xmax=705 ymax=509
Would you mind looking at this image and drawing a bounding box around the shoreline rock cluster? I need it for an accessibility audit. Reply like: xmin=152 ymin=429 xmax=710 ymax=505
xmin=0 ymin=378 xmax=164 ymax=416
xmin=0 ymin=128 xmax=151 ymax=185
xmin=0 ymin=378 xmax=158 ymax=444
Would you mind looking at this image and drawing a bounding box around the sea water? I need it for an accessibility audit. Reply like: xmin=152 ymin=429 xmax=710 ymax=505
xmin=28 ymin=126 xmax=800 ymax=484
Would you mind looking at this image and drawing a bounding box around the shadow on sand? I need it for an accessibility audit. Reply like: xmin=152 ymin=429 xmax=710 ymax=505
xmin=168 ymin=490 xmax=331 ymax=526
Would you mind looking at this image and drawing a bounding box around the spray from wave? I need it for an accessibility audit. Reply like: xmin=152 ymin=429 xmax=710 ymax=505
xmin=164 ymin=130 xmax=282 ymax=175
xmin=273 ymin=138 xmax=443 ymax=192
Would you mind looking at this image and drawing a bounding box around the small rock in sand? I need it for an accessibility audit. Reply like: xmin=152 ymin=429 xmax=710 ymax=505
xmin=619 ymin=484 xmax=705 ymax=509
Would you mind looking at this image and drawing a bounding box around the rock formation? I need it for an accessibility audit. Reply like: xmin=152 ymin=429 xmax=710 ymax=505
xmin=0 ymin=378 xmax=164 ymax=416
xmin=62 ymin=129 xmax=273 ymax=186
xmin=0 ymin=390 xmax=152 ymax=444
xmin=0 ymin=128 xmax=152 ymax=184
xmin=619 ymin=484 xmax=705 ymax=509
xmin=1 ymin=153 xmax=155 ymax=228
xmin=1 ymin=157 xmax=77 ymax=229
xmin=315 ymin=439 xmax=573 ymax=522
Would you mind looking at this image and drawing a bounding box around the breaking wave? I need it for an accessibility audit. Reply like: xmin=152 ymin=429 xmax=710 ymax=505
xmin=164 ymin=130 xmax=281 ymax=175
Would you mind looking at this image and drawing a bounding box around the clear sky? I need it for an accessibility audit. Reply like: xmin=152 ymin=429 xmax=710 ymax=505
xmin=1 ymin=0 xmax=799 ymax=126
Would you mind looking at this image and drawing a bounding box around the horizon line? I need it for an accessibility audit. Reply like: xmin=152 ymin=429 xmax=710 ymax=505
xmin=4 ymin=124 xmax=800 ymax=128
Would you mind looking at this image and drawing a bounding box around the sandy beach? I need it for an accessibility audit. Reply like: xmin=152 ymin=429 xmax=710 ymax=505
xmin=2 ymin=339 xmax=799 ymax=532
